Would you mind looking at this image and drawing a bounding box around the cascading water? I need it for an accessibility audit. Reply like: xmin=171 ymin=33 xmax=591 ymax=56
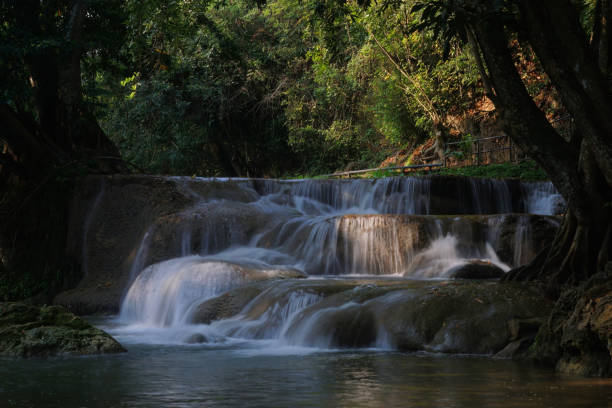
xmin=522 ymin=181 xmax=565 ymax=215
xmin=111 ymin=176 xmax=562 ymax=348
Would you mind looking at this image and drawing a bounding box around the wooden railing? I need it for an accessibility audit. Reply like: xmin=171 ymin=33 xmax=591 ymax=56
xmin=322 ymin=163 xmax=444 ymax=178
xmin=323 ymin=115 xmax=573 ymax=178
xmin=444 ymin=134 xmax=519 ymax=166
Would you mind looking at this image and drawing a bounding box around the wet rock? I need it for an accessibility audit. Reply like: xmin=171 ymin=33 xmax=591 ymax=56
xmin=378 ymin=282 xmax=551 ymax=354
xmin=191 ymin=283 xmax=269 ymax=324
xmin=180 ymin=278 xmax=556 ymax=356
xmin=146 ymin=202 xmax=277 ymax=264
xmin=275 ymin=280 xmax=552 ymax=354
xmin=493 ymin=317 xmax=544 ymax=359
xmin=494 ymin=214 xmax=560 ymax=266
xmin=495 ymin=337 xmax=534 ymax=359
xmin=508 ymin=317 xmax=543 ymax=341
xmin=184 ymin=333 xmax=208 ymax=344
xmin=326 ymin=308 xmax=378 ymax=348
xmin=0 ymin=302 xmax=125 ymax=357
xmin=530 ymin=273 xmax=612 ymax=377
xmin=427 ymin=176 xmax=524 ymax=214
xmin=449 ymin=260 xmax=505 ymax=279
xmin=56 ymin=175 xmax=561 ymax=314
xmin=57 ymin=176 xmax=273 ymax=315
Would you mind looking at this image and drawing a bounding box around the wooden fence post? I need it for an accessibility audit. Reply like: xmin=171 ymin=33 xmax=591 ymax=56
xmin=509 ymin=137 xmax=513 ymax=163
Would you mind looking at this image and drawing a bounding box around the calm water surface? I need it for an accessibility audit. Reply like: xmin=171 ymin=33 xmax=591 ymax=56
xmin=1 ymin=318 xmax=611 ymax=408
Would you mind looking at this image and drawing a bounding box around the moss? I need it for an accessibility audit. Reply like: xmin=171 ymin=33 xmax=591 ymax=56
xmin=0 ymin=302 xmax=125 ymax=357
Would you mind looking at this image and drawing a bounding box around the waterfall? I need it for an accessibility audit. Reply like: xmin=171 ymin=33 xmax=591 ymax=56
xmin=120 ymin=257 xmax=246 ymax=327
xmin=522 ymin=181 xmax=565 ymax=215
xmin=111 ymin=176 xmax=561 ymax=334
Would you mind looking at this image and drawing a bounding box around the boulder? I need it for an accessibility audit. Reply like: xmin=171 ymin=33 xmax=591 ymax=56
xmin=372 ymin=282 xmax=551 ymax=354
xmin=530 ymin=269 xmax=612 ymax=377
xmin=190 ymin=283 xmax=269 ymax=324
xmin=183 ymin=333 xmax=208 ymax=344
xmin=449 ymin=260 xmax=505 ymax=279
xmin=0 ymin=302 xmax=125 ymax=357
xmin=272 ymin=280 xmax=552 ymax=353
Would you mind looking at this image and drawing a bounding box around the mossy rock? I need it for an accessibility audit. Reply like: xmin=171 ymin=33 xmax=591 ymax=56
xmin=0 ymin=302 xmax=126 ymax=357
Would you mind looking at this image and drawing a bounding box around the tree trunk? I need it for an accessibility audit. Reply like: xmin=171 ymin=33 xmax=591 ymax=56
xmin=471 ymin=18 xmax=587 ymax=216
xmin=464 ymin=1 xmax=612 ymax=288
xmin=600 ymin=0 xmax=611 ymax=74
xmin=518 ymin=0 xmax=612 ymax=188
xmin=432 ymin=119 xmax=447 ymax=163
xmin=467 ymin=28 xmax=496 ymax=104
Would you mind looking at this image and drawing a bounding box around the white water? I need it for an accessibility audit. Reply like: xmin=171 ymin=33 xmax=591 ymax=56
xmin=523 ymin=181 xmax=565 ymax=215
xmin=405 ymin=235 xmax=509 ymax=279
xmin=120 ymin=257 xmax=246 ymax=326
xmin=112 ymin=177 xmax=562 ymax=344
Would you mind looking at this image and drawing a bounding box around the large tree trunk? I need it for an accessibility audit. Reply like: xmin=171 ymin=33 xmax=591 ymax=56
xmin=465 ymin=0 xmax=612 ymax=289
xmin=6 ymin=0 xmax=125 ymax=175
xmin=598 ymin=0 xmax=612 ymax=74
xmin=1 ymin=1 xmax=127 ymax=302
xmin=518 ymin=0 xmax=612 ymax=188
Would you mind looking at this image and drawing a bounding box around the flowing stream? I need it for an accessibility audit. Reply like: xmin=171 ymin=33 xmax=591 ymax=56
xmin=8 ymin=176 xmax=608 ymax=408
xmin=116 ymin=177 xmax=562 ymax=337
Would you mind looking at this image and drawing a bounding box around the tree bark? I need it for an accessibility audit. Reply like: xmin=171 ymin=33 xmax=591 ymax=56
xmin=470 ymin=14 xmax=588 ymax=217
xmin=600 ymin=0 xmax=611 ymax=74
xmin=6 ymin=1 xmax=126 ymax=175
xmin=518 ymin=0 xmax=612 ymax=188
xmin=467 ymin=28 xmax=496 ymax=104
xmin=462 ymin=0 xmax=612 ymax=288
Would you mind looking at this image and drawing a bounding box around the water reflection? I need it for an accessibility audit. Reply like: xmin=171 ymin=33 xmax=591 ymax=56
xmin=1 ymin=346 xmax=611 ymax=408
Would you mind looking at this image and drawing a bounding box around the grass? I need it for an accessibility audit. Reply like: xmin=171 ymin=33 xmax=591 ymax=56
xmin=284 ymin=161 xmax=549 ymax=181
xmin=429 ymin=161 xmax=548 ymax=181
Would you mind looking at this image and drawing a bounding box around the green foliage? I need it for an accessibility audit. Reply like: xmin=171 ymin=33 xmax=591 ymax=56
xmin=445 ymin=133 xmax=474 ymax=160
xmin=0 ymin=0 xmax=486 ymax=178
xmin=369 ymin=168 xmax=399 ymax=178
xmin=95 ymin=0 xmax=486 ymax=177
xmin=101 ymin=0 xmax=302 ymax=176
xmin=1 ymin=0 xmax=127 ymax=111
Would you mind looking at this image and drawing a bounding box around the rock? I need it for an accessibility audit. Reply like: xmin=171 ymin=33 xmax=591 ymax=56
xmin=190 ymin=283 xmax=268 ymax=324
xmin=449 ymin=260 xmax=505 ymax=279
xmin=184 ymin=333 xmax=208 ymax=344
xmin=323 ymin=308 xmax=378 ymax=348
xmin=0 ymin=302 xmax=125 ymax=357
xmin=529 ymin=274 xmax=612 ymax=377
xmin=277 ymin=280 xmax=552 ymax=353
xmin=494 ymin=337 xmax=533 ymax=359
xmin=54 ymin=175 xmax=561 ymax=313
xmin=507 ymin=317 xmax=543 ymax=341
xmin=492 ymin=317 xmax=544 ymax=359
xmin=176 ymin=278 xmax=556 ymax=355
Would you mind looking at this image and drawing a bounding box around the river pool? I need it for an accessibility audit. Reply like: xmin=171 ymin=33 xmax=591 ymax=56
xmin=1 ymin=318 xmax=611 ymax=408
